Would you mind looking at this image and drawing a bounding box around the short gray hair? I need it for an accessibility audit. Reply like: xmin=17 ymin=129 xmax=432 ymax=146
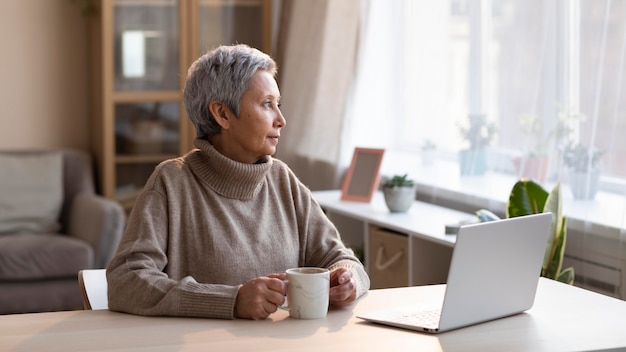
xmin=183 ymin=44 xmax=278 ymax=138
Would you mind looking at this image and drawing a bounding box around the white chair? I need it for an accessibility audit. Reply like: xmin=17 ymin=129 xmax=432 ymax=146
xmin=78 ymin=269 xmax=108 ymax=310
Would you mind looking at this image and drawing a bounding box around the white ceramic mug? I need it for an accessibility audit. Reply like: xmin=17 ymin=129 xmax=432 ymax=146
xmin=281 ymin=267 xmax=330 ymax=319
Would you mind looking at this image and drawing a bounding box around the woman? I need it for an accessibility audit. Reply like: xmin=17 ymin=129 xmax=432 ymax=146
xmin=106 ymin=44 xmax=370 ymax=320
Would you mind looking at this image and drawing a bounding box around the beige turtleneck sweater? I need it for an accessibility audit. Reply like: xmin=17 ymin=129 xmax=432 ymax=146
xmin=106 ymin=139 xmax=369 ymax=319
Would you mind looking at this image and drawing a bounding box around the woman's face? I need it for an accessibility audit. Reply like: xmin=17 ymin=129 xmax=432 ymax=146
xmin=219 ymin=70 xmax=285 ymax=163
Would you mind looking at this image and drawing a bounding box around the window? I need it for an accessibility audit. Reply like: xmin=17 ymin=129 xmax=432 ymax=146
xmin=347 ymin=0 xmax=626 ymax=300
xmin=391 ymin=0 xmax=626 ymax=189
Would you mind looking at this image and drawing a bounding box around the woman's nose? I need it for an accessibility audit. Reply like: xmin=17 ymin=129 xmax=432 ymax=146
xmin=276 ymin=109 xmax=286 ymax=128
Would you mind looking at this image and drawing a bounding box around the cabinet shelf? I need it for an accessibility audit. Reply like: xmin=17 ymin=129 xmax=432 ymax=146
xmin=112 ymin=91 xmax=181 ymax=102
xmin=115 ymin=154 xmax=179 ymax=164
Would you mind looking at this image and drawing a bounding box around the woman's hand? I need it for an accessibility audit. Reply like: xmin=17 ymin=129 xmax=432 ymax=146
xmin=234 ymin=273 xmax=286 ymax=320
xmin=329 ymin=268 xmax=357 ymax=306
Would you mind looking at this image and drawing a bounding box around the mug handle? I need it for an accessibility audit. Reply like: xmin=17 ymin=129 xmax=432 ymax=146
xmin=278 ymin=279 xmax=289 ymax=311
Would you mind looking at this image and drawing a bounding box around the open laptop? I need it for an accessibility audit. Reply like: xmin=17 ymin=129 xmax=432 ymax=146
xmin=357 ymin=212 xmax=552 ymax=333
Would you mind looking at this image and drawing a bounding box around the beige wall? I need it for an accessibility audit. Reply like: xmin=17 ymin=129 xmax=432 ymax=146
xmin=0 ymin=0 xmax=89 ymax=151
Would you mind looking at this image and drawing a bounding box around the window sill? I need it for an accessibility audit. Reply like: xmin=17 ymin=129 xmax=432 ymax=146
xmin=380 ymin=151 xmax=626 ymax=241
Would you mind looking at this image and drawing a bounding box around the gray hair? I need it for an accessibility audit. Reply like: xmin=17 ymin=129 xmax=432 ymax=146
xmin=183 ymin=44 xmax=278 ymax=138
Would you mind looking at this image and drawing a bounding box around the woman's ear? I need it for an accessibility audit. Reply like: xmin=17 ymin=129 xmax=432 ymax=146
xmin=208 ymin=101 xmax=232 ymax=129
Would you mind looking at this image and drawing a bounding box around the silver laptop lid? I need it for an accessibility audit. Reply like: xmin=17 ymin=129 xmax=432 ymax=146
xmin=438 ymin=212 xmax=552 ymax=332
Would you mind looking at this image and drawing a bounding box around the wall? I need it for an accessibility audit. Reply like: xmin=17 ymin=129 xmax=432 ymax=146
xmin=0 ymin=0 xmax=89 ymax=151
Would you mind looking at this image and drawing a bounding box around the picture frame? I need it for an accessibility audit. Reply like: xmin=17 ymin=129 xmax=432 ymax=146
xmin=341 ymin=147 xmax=385 ymax=202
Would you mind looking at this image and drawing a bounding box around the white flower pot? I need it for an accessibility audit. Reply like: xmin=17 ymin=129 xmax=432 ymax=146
xmin=383 ymin=185 xmax=417 ymax=212
xmin=459 ymin=149 xmax=487 ymax=176
xmin=421 ymin=149 xmax=435 ymax=167
xmin=569 ymin=171 xmax=600 ymax=200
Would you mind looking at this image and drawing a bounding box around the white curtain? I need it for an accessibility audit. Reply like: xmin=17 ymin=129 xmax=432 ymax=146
xmin=276 ymin=0 xmax=410 ymax=190
xmin=340 ymin=0 xmax=405 ymax=166
xmin=275 ymin=0 xmax=360 ymax=190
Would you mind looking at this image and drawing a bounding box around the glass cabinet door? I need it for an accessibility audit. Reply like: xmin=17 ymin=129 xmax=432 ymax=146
xmin=196 ymin=0 xmax=269 ymax=55
xmin=111 ymin=0 xmax=184 ymax=207
xmin=114 ymin=102 xmax=180 ymax=156
xmin=113 ymin=0 xmax=180 ymax=91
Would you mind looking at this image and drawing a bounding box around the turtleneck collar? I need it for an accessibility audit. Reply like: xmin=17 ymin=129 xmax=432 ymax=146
xmin=187 ymin=138 xmax=273 ymax=199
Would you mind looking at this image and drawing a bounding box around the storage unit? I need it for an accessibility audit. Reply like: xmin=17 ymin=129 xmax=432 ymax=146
xmin=89 ymin=0 xmax=272 ymax=211
xmin=315 ymin=190 xmax=466 ymax=287
xmin=368 ymin=226 xmax=409 ymax=289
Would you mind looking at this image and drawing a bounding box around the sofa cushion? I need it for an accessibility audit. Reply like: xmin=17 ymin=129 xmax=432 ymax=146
xmin=0 ymin=152 xmax=63 ymax=234
xmin=0 ymin=233 xmax=93 ymax=281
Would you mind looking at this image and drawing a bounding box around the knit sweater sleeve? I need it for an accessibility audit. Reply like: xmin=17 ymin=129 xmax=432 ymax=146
xmin=328 ymin=259 xmax=370 ymax=299
xmin=106 ymin=186 xmax=240 ymax=320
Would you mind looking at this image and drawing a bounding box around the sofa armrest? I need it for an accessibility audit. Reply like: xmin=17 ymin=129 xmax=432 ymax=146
xmin=68 ymin=193 xmax=126 ymax=268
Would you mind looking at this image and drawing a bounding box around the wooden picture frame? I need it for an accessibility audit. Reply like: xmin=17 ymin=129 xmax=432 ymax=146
xmin=341 ymin=148 xmax=385 ymax=202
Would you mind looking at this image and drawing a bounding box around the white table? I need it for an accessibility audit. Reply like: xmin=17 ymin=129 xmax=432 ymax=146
xmin=312 ymin=190 xmax=476 ymax=286
xmin=2 ymin=278 xmax=625 ymax=351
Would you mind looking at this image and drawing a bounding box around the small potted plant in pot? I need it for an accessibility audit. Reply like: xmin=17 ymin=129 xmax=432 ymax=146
xmin=513 ymin=109 xmax=581 ymax=182
xmin=382 ymin=174 xmax=416 ymax=213
xmin=513 ymin=114 xmax=553 ymax=182
xmin=562 ymin=143 xmax=603 ymax=200
xmin=458 ymin=113 xmax=496 ymax=176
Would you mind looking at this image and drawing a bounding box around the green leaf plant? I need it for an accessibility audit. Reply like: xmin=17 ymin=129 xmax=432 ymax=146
xmin=475 ymin=179 xmax=575 ymax=285
xmin=382 ymin=174 xmax=415 ymax=188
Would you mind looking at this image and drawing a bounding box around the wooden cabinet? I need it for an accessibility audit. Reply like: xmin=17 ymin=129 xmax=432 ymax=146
xmin=89 ymin=0 xmax=272 ymax=210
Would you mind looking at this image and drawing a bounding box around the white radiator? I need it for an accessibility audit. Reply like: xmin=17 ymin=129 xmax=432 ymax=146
xmin=563 ymin=254 xmax=622 ymax=298
xmin=563 ymin=227 xmax=625 ymax=300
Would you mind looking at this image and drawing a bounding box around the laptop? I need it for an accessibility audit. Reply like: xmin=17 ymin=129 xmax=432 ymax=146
xmin=357 ymin=212 xmax=552 ymax=333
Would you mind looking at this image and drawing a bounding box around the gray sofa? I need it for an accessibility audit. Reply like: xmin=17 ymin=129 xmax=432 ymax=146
xmin=0 ymin=149 xmax=125 ymax=314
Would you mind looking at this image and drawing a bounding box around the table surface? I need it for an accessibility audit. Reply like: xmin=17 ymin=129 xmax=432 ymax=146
xmin=312 ymin=190 xmax=476 ymax=247
xmin=3 ymin=278 xmax=626 ymax=352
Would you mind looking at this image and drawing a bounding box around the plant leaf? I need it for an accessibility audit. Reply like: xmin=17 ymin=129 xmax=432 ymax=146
xmin=475 ymin=209 xmax=500 ymax=222
xmin=543 ymin=182 xmax=563 ymax=232
xmin=506 ymin=179 xmax=548 ymax=218
xmin=542 ymin=183 xmax=562 ymax=273
xmin=556 ymin=267 xmax=575 ymax=285
xmin=544 ymin=216 xmax=566 ymax=279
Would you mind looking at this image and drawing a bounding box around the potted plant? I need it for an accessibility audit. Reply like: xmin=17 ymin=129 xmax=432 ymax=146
xmin=514 ymin=109 xmax=583 ymax=182
xmin=513 ymin=114 xmax=553 ymax=182
xmin=458 ymin=114 xmax=496 ymax=176
xmin=562 ymin=143 xmax=603 ymax=200
xmin=476 ymin=179 xmax=574 ymax=285
xmin=381 ymin=174 xmax=416 ymax=213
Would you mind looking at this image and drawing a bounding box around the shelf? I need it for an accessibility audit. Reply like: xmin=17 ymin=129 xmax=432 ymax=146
xmin=112 ymin=91 xmax=181 ymax=102
xmin=116 ymin=154 xmax=179 ymax=164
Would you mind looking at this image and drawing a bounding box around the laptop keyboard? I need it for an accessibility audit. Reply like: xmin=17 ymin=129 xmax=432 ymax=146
xmin=391 ymin=308 xmax=441 ymax=328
